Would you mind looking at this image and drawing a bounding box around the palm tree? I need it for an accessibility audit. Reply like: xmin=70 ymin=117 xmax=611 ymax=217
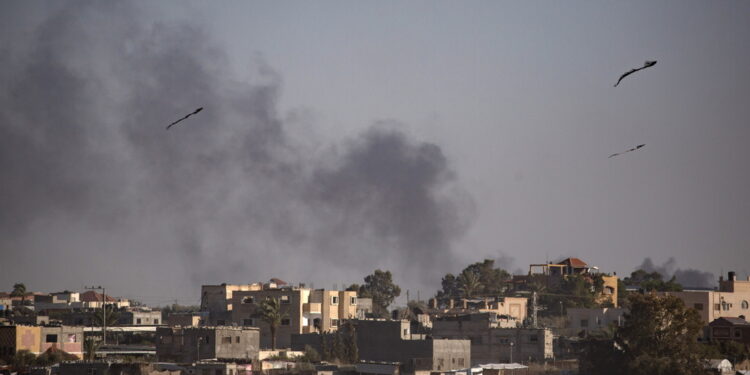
xmin=11 ymin=283 xmax=27 ymax=304
xmin=458 ymin=270 xmax=482 ymax=298
xmin=254 ymin=297 xmax=288 ymax=350
xmin=83 ymin=338 xmax=100 ymax=362
xmin=93 ymin=305 xmax=120 ymax=327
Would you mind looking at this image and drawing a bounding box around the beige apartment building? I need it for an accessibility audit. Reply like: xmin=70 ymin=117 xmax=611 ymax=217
xmin=227 ymin=285 xmax=357 ymax=349
xmin=660 ymin=272 xmax=750 ymax=324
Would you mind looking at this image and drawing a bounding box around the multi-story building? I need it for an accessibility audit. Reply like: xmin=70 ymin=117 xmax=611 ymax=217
xmin=200 ymin=283 xmax=263 ymax=326
xmin=431 ymin=313 xmax=553 ymax=364
xmin=660 ymin=272 xmax=750 ymax=324
xmin=168 ymin=312 xmax=204 ymax=327
xmin=119 ymin=308 xmax=163 ymax=326
xmin=707 ymin=317 xmax=750 ymax=344
xmin=230 ymin=286 xmax=357 ymax=348
xmin=0 ymin=325 xmax=84 ymax=361
xmin=156 ymin=326 xmax=260 ymax=363
xmin=292 ymin=319 xmax=471 ymax=375
xmin=565 ymin=307 xmax=626 ymax=336
xmin=519 ymin=258 xmax=619 ymax=307
xmin=80 ymin=291 xmax=130 ymax=309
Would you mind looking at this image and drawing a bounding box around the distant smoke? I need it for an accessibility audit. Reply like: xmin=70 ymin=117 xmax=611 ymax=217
xmin=636 ymin=258 xmax=715 ymax=289
xmin=0 ymin=2 xmax=473 ymax=301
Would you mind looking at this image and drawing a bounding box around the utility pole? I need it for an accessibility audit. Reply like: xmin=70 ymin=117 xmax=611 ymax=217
xmin=531 ymin=291 xmax=538 ymax=328
xmin=86 ymin=286 xmax=107 ymax=345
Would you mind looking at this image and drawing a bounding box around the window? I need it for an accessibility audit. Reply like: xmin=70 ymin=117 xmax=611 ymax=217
xmin=580 ymin=319 xmax=589 ymax=328
xmin=236 ymin=336 xmax=240 ymax=343
xmin=529 ymin=335 xmax=538 ymax=342
xmin=88 ymin=369 xmax=97 ymax=375
xmin=694 ymin=303 xmax=704 ymax=311
xmin=331 ymin=296 xmax=339 ymax=305
xmin=205 ymin=335 xmax=210 ymax=344
xmin=458 ymin=358 xmax=465 ymax=367
xmin=243 ymin=318 xmax=254 ymax=326
xmin=350 ymin=297 xmax=357 ymax=305
xmin=281 ymin=318 xmax=290 ymax=326
xmin=280 ymin=295 xmax=290 ymax=304
xmin=136 ymin=318 xmax=142 ymax=324
xmin=331 ymin=319 xmax=339 ymax=327
xmin=735 ymin=330 xmax=742 ymax=339
xmin=222 ymin=336 xmax=232 ymax=344
xmin=46 ymin=334 xmax=58 ymax=343
xmin=242 ymin=296 xmax=254 ymax=304
xmin=715 ymin=304 xmax=721 ymax=311
xmin=742 ymin=301 xmax=749 ymax=310
xmin=154 ymin=319 xmax=159 ymax=325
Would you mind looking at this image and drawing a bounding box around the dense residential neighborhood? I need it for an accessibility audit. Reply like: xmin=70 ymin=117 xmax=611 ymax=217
xmin=2 ymin=259 xmax=750 ymax=375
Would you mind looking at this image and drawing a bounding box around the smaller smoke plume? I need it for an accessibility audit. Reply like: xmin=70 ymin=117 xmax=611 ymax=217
xmin=636 ymin=257 xmax=715 ymax=289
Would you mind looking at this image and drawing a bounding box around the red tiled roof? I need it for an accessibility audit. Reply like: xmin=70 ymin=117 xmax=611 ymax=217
xmin=270 ymin=278 xmax=288 ymax=285
xmin=80 ymin=290 xmax=116 ymax=302
xmin=557 ymin=257 xmax=588 ymax=268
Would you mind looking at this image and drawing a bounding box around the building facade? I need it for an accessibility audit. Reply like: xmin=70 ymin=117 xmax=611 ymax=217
xmin=660 ymin=272 xmax=750 ymax=324
xmin=229 ymin=286 xmax=357 ymax=348
xmin=156 ymin=326 xmax=260 ymax=363
xmin=565 ymin=308 xmax=626 ymax=336
xmin=431 ymin=314 xmax=553 ymax=364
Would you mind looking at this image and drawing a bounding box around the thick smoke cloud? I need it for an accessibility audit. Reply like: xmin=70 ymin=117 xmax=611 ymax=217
xmin=636 ymin=258 xmax=716 ymax=289
xmin=0 ymin=2 xmax=473 ymax=302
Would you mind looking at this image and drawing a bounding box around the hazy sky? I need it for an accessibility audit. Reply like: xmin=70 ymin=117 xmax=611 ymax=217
xmin=2 ymin=1 xmax=749 ymax=306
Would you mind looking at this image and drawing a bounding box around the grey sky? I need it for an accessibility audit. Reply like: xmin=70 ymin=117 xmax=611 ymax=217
xmin=1 ymin=1 xmax=749 ymax=306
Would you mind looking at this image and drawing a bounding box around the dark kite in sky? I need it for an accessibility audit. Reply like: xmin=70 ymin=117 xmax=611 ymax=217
xmin=166 ymin=107 xmax=203 ymax=130
xmin=614 ymin=60 xmax=657 ymax=87
xmin=609 ymin=144 xmax=645 ymax=158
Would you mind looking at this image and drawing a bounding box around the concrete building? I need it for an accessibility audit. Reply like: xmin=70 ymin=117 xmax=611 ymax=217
xmin=39 ymin=325 xmax=84 ymax=358
xmin=565 ymin=308 xmax=626 ymax=336
xmin=200 ymin=283 xmax=263 ymax=326
xmin=660 ymin=272 xmax=750 ymax=324
xmin=80 ymin=291 xmax=130 ymax=309
xmin=353 ymin=319 xmax=470 ymax=374
xmin=168 ymin=312 xmax=204 ymax=327
xmin=0 ymin=325 xmax=42 ymax=360
xmin=59 ymin=361 xmax=180 ymax=375
xmin=432 ymin=314 xmax=553 ymax=364
xmin=429 ymin=297 xmax=527 ymax=323
xmin=0 ymin=325 xmax=84 ymax=361
xmin=119 ymin=309 xmax=163 ymax=326
xmin=156 ymin=326 xmax=260 ymax=363
xmin=229 ymin=285 xmax=357 ymax=348
xmin=522 ymin=258 xmax=618 ymax=307
xmin=293 ymin=319 xmax=470 ymax=375
xmin=708 ymin=317 xmax=750 ymax=344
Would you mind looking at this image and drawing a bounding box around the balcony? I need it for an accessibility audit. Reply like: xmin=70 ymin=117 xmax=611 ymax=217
xmin=303 ymin=303 xmax=321 ymax=314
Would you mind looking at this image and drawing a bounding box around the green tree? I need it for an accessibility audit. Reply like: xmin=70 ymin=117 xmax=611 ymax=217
xmin=254 ymin=297 xmax=288 ymax=350
xmin=359 ymin=270 xmax=401 ymax=317
xmin=10 ymin=349 xmax=36 ymax=371
xmin=436 ymin=259 xmax=511 ymax=304
xmin=458 ymin=269 xmax=482 ymax=298
xmin=301 ymin=345 xmax=321 ymax=363
xmin=11 ymin=283 xmax=27 ymax=303
xmin=84 ymin=338 xmax=100 ymax=361
xmin=93 ymin=305 xmax=120 ymax=327
xmin=580 ymin=293 xmax=706 ymax=375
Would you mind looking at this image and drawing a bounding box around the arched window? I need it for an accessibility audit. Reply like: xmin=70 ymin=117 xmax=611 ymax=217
xmin=742 ymin=300 xmax=749 ymax=310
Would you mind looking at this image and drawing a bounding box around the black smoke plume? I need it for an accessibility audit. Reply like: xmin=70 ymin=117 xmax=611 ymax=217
xmin=0 ymin=2 xmax=473 ymax=302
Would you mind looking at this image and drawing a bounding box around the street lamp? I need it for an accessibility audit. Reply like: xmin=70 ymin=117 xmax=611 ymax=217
xmin=509 ymin=341 xmax=514 ymax=363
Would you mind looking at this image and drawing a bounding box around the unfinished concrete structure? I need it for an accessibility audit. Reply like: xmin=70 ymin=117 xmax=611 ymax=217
xmin=565 ymin=307 xmax=626 ymax=336
xmin=431 ymin=314 xmax=552 ymax=364
xmin=156 ymin=326 xmax=260 ymax=363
